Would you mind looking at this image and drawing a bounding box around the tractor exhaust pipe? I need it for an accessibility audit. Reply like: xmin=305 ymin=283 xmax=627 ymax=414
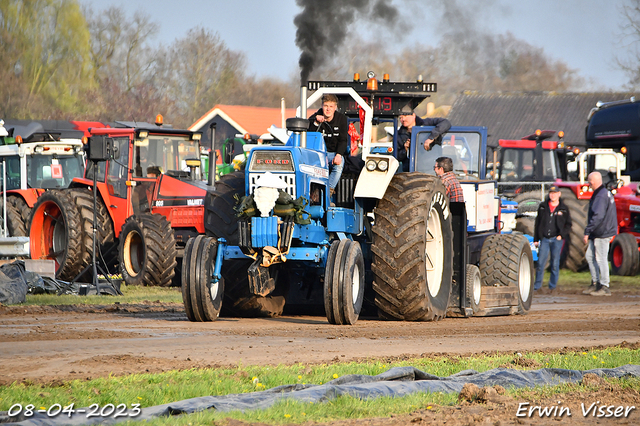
xmin=300 ymin=86 xmax=307 ymax=148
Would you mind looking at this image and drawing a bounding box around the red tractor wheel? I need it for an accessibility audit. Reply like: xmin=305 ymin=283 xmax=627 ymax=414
xmin=118 ymin=213 xmax=177 ymax=287
xmin=29 ymin=191 xmax=84 ymax=281
xmin=610 ymin=233 xmax=639 ymax=276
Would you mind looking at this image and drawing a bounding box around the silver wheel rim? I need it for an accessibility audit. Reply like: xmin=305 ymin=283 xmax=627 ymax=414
xmin=352 ymin=266 xmax=360 ymax=304
xmin=519 ymin=252 xmax=531 ymax=302
xmin=209 ymin=281 xmax=219 ymax=301
xmin=472 ymin=271 xmax=482 ymax=305
xmin=425 ymin=205 xmax=443 ymax=297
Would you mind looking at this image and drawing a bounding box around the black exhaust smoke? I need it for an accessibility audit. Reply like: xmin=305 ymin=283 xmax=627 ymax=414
xmin=294 ymin=0 xmax=402 ymax=86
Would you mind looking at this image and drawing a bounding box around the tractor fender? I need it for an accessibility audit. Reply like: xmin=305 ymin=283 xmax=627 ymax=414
xmin=353 ymin=155 xmax=399 ymax=199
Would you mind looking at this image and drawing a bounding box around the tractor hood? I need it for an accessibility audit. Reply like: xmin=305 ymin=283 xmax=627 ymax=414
xmin=155 ymin=173 xmax=209 ymax=205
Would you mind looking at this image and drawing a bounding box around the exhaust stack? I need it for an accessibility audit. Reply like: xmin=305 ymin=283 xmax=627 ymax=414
xmin=300 ymin=86 xmax=307 ymax=148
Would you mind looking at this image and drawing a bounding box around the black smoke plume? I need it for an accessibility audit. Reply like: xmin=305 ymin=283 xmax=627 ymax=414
xmin=294 ymin=0 xmax=402 ymax=85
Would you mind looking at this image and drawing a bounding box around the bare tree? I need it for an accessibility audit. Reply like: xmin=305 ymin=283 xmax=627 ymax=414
xmin=617 ymin=0 xmax=640 ymax=88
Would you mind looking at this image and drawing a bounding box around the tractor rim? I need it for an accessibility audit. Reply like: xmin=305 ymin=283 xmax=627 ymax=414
xmin=519 ymin=252 xmax=532 ymax=302
xmin=31 ymin=200 xmax=66 ymax=269
xmin=209 ymin=280 xmax=219 ymax=300
xmin=612 ymin=244 xmax=623 ymax=268
xmin=472 ymin=271 xmax=482 ymax=305
xmin=425 ymin=205 xmax=444 ymax=297
xmin=352 ymin=266 xmax=360 ymax=303
xmin=123 ymin=230 xmax=144 ymax=277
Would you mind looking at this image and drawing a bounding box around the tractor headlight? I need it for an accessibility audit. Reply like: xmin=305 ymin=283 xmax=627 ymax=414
xmin=377 ymin=159 xmax=388 ymax=171
xmin=366 ymin=159 xmax=377 ymax=171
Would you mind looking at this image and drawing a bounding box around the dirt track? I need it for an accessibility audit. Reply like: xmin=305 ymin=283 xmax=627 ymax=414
xmin=1 ymin=289 xmax=639 ymax=386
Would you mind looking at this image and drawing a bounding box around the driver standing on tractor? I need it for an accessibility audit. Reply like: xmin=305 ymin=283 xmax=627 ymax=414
xmin=308 ymin=94 xmax=348 ymax=197
xmin=397 ymin=107 xmax=451 ymax=172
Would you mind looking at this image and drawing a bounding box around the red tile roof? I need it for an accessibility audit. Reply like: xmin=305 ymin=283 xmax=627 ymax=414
xmin=190 ymin=105 xmax=317 ymax=136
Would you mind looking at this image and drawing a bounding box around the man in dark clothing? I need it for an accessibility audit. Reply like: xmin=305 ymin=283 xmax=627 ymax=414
xmin=533 ymin=185 xmax=572 ymax=294
xmin=397 ymin=109 xmax=451 ymax=172
xmin=308 ymin=94 xmax=348 ymax=191
xmin=582 ymin=172 xmax=618 ymax=296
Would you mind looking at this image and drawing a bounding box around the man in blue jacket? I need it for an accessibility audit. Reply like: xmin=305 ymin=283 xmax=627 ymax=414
xmin=582 ymin=172 xmax=618 ymax=296
xmin=397 ymin=108 xmax=451 ymax=172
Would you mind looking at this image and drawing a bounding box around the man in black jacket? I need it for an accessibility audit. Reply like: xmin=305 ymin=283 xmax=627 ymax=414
xmin=397 ymin=108 xmax=451 ymax=172
xmin=582 ymin=172 xmax=618 ymax=296
xmin=308 ymin=94 xmax=348 ymax=192
xmin=533 ymin=185 xmax=572 ymax=294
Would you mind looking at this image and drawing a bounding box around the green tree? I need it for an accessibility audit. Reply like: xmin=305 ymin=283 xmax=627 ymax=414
xmin=0 ymin=0 xmax=92 ymax=117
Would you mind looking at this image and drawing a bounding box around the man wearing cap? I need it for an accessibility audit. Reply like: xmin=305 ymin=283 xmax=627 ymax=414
xmin=397 ymin=108 xmax=451 ymax=172
xmin=532 ymin=185 xmax=572 ymax=294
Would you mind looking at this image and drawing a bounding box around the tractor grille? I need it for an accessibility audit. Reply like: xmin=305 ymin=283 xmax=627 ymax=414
xmin=248 ymin=172 xmax=296 ymax=197
xmin=335 ymin=174 xmax=357 ymax=207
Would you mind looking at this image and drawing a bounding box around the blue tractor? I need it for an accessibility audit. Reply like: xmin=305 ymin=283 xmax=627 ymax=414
xmin=183 ymin=73 xmax=533 ymax=323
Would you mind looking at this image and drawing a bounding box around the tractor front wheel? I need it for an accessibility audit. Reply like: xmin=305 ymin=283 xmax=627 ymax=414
xmin=118 ymin=213 xmax=177 ymax=287
xmin=182 ymin=236 xmax=224 ymax=321
xmin=324 ymin=239 xmax=365 ymax=325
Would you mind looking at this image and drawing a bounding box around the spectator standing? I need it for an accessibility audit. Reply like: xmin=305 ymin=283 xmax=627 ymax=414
xmin=582 ymin=172 xmax=618 ymax=296
xmin=397 ymin=108 xmax=451 ymax=172
xmin=533 ymin=185 xmax=572 ymax=294
xmin=308 ymin=94 xmax=348 ymax=193
xmin=434 ymin=157 xmax=464 ymax=202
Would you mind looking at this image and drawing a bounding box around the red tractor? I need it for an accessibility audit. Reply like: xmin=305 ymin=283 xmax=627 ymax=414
xmin=492 ymin=130 xmax=588 ymax=271
xmin=583 ymin=98 xmax=640 ymax=275
xmin=28 ymin=116 xmax=209 ymax=286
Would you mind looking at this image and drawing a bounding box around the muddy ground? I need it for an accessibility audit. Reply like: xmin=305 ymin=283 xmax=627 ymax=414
xmin=1 ymin=288 xmax=639 ymax=425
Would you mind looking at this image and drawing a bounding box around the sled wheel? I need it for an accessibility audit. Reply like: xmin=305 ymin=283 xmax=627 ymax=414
xmin=465 ymin=264 xmax=482 ymax=316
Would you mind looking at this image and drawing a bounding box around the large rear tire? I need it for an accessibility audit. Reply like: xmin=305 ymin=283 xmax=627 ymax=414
xmin=372 ymin=173 xmax=453 ymax=321
xmin=610 ymin=233 xmax=639 ymax=276
xmin=182 ymin=235 xmax=224 ymax=321
xmin=118 ymin=213 xmax=177 ymax=287
xmin=204 ymin=172 xmax=284 ymax=317
xmin=28 ymin=190 xmax=84 ymax=281
xmin=560 ymin=189 xmax=588 ymax=272
xmin=480 ymin=234 xmax=533 ymax=314
xmin=69 ymin=188 xmax=115 ymax=264
xmin=5 ymin=197 xmax=27 ymax=237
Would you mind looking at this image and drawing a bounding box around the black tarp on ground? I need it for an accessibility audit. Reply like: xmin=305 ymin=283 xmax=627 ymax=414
xmin=0 ymin=261 xmax=121 ymax=304
xmin=2 ymin=364 xmax=639 ymax=426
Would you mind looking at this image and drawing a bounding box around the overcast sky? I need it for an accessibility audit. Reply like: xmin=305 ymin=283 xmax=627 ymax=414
xmin=81 ymin=0 xmax=632 ymax=90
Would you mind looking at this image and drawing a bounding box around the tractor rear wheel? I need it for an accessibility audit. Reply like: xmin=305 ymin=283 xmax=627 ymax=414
xmin=480 ymin=234 xmax=533 ymax=314
xmin=559 ymin=189 xmax=588 ymax=272
xmin=513 ymin=191 xmax=543 ymax=218
xmin=29 ymin=190 xmax=85 ymax=281
xmin=610 ymin=233 xmax=639 ymax=276
xmin=182 ymin=235 xmax=224 ymax=321
xmin=69 ymin=189 xmax=115 ymax=261
xmin=372 ymin=173 xmax=453 ymax=321
xmin=118 ymin=213 xmax=177 ymax=287
xmin=6 ymin=197 xmax=27 ymax=237
xmin=203 ymin=172 xmax=284 ymax=317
